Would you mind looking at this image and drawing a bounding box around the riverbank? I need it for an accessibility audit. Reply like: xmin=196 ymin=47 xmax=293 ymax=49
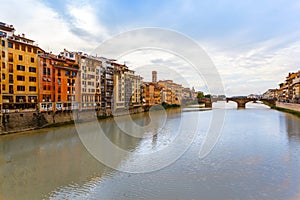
xmin=273 ymin=102 xmax=300 ymax=118
xmin=0 ymin=104 xmax=188 ymax=135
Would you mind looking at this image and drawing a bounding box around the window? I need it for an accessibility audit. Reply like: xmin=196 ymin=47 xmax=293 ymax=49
xmin=15 ymin=43 xmax=19 ymax=50
xmin=8 ymin=53 xmax=13 ymax=62
xmin=2 ymin=62 xmax=5 ymax=69
xmin=18 ymin=55 xmax=23 ymax=61
xmin=1 ymin=51 xmax=5 ymax=58
xmin=29 ymin=67 xmax=36 ymax=72
xmin=33 ymin=48 xmax=37 ymax=54
xmin=17 ymin=75 xmax=25 ymax=81
xmin=2 ymin=84 xmax=5 ymax=91
xmin=9 ymin=64 xmax=13 ymax=73
xmin=43 ymin=85 xmax=46 ymax=90
xmin=2 ymin=73 xmax=5 ymax=80
xmin=21 ymin=45 xmax=26 ymax=51
xmin=30 ymin=57 xmax=34 ymax=63
xmin=47 ymin=68 xmax=50 ymax=75
xmin=27 ymin=47 xmax=32 ymax=53
xmin=9 ymin=75 xmax=13 ymax=83
xmin=43 ymin=67 xmax=46 ymax=75
xmin=17 ymin=65 xmax=25 ymax=71
xmin=29 ymin=86 xmax=36 ymax=91
xmin=17 ymin=86 xmax=25 ymax=91
xmin=8 ymin=42 xmax=13 ymax=48
xmin=29 ymin=77 xmax=36 ymax=82
xmin=1 ymin=40 xmax=4 ymax=47
xmin=58 ymin=78 xmax=61 ymax=85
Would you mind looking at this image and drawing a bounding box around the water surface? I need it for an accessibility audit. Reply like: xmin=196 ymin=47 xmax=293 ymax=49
xmin=0 ymin=102 xmax=300 ymax=199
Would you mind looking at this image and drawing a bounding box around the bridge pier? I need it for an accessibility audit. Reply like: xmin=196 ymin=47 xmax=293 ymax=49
xmin=198 ymin=98 xmax=212 ymax=108
xmin=237 ymin=102 xmax=246 ymax=108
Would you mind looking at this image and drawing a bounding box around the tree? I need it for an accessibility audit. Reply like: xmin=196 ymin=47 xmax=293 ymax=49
xmin=197 ymin=92 xmax=204 ymax=99
xmin=204 ymin=94 xmax=212 ymax=98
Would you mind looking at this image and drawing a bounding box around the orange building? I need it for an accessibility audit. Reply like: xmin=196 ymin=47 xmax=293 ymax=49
xmin=142 ymin=82 xmax=156 ymax=106
xmin=38 ymin=52 xmax=80 ymax=112
xmin=158 ymin=80 xmax=183 ymax=105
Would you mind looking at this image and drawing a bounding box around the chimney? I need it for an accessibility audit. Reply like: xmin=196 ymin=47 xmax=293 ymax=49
xmin=22 ymin=33 xmax=25 ymax=37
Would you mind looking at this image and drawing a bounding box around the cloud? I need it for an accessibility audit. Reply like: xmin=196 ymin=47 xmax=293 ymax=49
xmin=0 ymin=0 xmax=108 ymax=53
xmin=205 ymin=35 xmax=300 ymax=95
xmin=2 ymin=0 xmax=299 ymax=96
xmin=66 ymin=0 xmax=109 ymax=42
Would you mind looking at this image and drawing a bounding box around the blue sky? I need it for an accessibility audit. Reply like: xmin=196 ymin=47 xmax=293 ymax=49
xmin=1 ymin=0 xmax=300 ymax=95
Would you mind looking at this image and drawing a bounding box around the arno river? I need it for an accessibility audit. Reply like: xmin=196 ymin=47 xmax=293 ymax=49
xmin=1 ymin=102 xmax=300 ymax=200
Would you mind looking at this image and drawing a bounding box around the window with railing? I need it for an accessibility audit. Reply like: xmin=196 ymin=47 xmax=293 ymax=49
xmin=9 ymin=74 xmax=13 ymax=83
xmin=29 ymin=77 xmax=36 ymax=82
xmin=17 ymin=85 xmax=25 ymax=91
xmin=17 ymin=75 xmax=25 ymax=81
xmin=9 ymin=85 xmax=13 ymax=94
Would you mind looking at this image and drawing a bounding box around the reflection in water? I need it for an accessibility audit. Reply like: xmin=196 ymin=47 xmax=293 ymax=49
xmin=284 ymin=114 xmax=300 ymax=141
xmin=0 ymin=103 xmax=300 ymax=199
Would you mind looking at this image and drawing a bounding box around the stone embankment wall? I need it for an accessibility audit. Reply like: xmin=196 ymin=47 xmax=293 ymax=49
xmin=0 ymin=107 xmax=144 ymax=134
xmin=276 ymin=102 xmax=300 ymax=112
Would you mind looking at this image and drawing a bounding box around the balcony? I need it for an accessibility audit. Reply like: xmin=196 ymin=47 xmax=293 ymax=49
xmin=292 ymin=77 xmax=300 ymax=85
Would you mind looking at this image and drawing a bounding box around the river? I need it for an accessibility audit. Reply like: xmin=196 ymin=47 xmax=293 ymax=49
xmin=0 ymin=102 xmax=300 ymax=200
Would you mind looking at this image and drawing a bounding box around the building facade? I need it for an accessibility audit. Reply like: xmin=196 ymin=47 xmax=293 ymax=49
xmin=78 ymin=54 xmax=102 ymax=110
xmin=38 ymin=51 xmax=80 ymax=112
xmin=278 ymin=71 xmax=300 ymax=103
xmin=157 ymin=80 xmax=183 ymax=105
xmin=1 ymin=22 xmax=43 ymax=112
xmin=113 ymin=62 xmax=143 ymax=111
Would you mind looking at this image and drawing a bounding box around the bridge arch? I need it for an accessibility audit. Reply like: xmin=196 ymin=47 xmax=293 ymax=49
xmin=226 ymin=98 xmax=257 ymax=108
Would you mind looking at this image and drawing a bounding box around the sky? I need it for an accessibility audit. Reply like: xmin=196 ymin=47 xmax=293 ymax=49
xmin=1 ymin=0 xmax=300 ymax=96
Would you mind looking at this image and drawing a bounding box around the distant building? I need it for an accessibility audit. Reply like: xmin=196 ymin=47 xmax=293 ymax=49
xmin=112 ymin=62 xmax=143 ymax=111
xmin=142 ymin=82 xmax=156 ymax=106
xmin=99 ymin=58 xmax=114 ymax=114
xmin=278 ymin=71 xmax=300 ymax=103
xmin=157 ymin=80 xmax=183 ymax=105
xmin=247 ymin=94 xmax=260 ymax=99
xmin=262 ymin=89 xmax=278 ymax=100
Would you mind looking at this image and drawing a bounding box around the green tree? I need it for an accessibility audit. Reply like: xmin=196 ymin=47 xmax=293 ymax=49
xmin=204 ymin=94 xmax=211 ymax=98
xmin=197 ymin=92 xmax=204 ymax=99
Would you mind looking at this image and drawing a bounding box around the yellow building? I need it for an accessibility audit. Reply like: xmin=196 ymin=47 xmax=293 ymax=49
xmin=1 ymin=22 xmax=43 ymax=112
xmin=158 ymin=80 xmax=183 ymax=105
xmin=142 ymin=82 xmax=155 ymax=106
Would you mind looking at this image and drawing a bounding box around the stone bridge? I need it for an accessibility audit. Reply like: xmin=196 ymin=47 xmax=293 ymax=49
xmin=198 ymin=98 xmax=212 ymax=107
xmin=226 ymin=97 xmax=257 ymax=108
